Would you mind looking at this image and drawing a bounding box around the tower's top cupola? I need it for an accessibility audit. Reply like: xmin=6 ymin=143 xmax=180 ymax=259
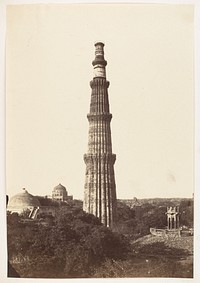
xmin=92 ymin=42 xmax=107 ymax=78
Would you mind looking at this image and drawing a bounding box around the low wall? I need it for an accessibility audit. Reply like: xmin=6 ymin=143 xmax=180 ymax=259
xmin=150 ymin=228 xmax=166 ymax=237
xmin=166 ymin=229 xmax=181 ymax=237
xmin=150 ymin=228 xmax=181 ymax=237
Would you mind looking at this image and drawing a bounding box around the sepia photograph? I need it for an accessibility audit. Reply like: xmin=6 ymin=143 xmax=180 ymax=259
xmin=1 ymin=1 xmax=198 ymax=280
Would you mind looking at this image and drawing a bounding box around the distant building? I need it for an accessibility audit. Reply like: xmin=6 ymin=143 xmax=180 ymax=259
xmin=7 ymin=184 xmax=74 ymax=219
xmin=7 ymin=188 xmax=41 ymax=215
xmin=7 ymin=188 xmax=56 ymax=219
xmin=52 ymin=183 xmax=73 ymax=202
xmin=119 ymin=197 xmax=142 ymax=208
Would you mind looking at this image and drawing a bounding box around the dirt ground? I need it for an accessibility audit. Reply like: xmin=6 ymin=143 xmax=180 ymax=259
xmin=129 ymin=234 xmax=193 ymax=278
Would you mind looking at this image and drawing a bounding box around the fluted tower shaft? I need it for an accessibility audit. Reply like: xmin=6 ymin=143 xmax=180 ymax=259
xmin=83 ymin=42 xmax=117 ymax=228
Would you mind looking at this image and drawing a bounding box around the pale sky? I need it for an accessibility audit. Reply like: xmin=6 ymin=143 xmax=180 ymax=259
xmin=6 ymin=4 xmax=194 ymax=200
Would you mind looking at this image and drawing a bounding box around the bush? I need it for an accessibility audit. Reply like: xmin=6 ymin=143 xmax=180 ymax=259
xmin=7 ymin=209 xmax=130 ymax=278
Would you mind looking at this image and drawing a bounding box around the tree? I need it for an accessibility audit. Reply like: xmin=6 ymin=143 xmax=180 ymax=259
xmin=7 ymin=208 xmax=130 ymax=278
xmin=179 ymin=200 xmax=193 ymax=228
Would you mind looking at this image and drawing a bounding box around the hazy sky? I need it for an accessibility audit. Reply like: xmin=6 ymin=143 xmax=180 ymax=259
xmin=6 ymin=4 xmax=194 ymax=200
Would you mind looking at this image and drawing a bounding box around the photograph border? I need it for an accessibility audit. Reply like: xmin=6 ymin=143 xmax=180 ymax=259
xmin=0 ymin=0 xmax=199 ymax=282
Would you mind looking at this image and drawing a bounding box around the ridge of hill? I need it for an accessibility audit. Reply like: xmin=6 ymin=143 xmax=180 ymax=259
xmin=118 ymin=197 xmax=193 ymax=208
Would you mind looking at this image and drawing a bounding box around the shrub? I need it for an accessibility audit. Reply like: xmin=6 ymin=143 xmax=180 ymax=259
xmin=7 ymin=209 xmax=130 ymax=278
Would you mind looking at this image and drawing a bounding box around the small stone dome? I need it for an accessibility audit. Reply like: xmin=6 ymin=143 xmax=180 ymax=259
xmin=8 ymin=188 xmax=40 ymax=209
xmin=53 ymin=183 xmax=67 ymax=192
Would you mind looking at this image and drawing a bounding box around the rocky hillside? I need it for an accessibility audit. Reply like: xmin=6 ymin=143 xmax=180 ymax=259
xmin=131 ymin=234 xmax=193 ymax=256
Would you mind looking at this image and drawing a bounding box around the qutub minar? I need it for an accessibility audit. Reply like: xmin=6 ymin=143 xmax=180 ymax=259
xmin=83 ymin=42 xmax=117 ymax=228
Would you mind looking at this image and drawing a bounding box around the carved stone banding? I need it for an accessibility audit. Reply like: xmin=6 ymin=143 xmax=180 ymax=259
xmin=87 ymin=113 xmax=112 ymax=122
xmin=83 ymin=43 xmax=117 ymax=228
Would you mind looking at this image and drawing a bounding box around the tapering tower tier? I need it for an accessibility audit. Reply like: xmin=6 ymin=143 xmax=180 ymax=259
xmin=83 ymin=42 xmax=117 ymax=228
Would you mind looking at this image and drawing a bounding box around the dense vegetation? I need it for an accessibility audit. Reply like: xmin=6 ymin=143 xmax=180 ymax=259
xmin=7 ymin=197 xmax=193 ymax=278
xmin=7 ymin=207 xmax=130 ymax=278
xmin=116 ymin=199 xmax=193 ymax=238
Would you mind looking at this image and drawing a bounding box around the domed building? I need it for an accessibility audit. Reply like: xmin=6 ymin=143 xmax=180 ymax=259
xmin=7 ymin=188 xmax=40 ymax=218
xmin=7 ymin=184 xmax=73 ymax=220
xmin=52 ymin=183 xmax=73 ymax=202
xmin=7 ymin=188 xmax=57 ymax=219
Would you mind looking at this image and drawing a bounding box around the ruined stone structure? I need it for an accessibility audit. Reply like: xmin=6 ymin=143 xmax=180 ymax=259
xmin=166 ymin=206 xmax=180 ymax=230
xmin=83 ymin=42 xmax=117 ymax=228
xmin=150 ymin=206 xmax=181 ymax=237
xmin=7 ymin=188 xmax=41 ymax=216
xmin=7 ymin=188 xmax=56 ymax=219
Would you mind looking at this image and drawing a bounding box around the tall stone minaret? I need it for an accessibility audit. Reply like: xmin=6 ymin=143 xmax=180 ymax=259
xmin=83 ymin=42 xmax=117 ymax=228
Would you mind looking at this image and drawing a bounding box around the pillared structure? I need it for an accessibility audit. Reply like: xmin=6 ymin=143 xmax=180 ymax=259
xmin=166 ymin=206 xmax=180 ymax=230
xmin=83 ymin=42 xmax=117 ymax=228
